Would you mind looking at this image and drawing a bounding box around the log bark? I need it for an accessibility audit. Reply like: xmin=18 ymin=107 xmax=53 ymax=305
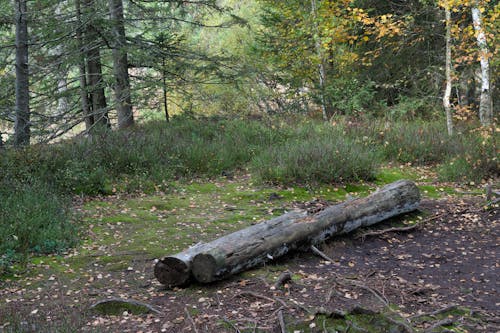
xmin=192 ymin=180 xmax=420 ymax=283
xmin=154 ymin=211 xmax=307 ymax=287
xmin=155 ymin=180 xmax=420 ymax=286
xmin=154 ymin=242 xmax=209 ymax=287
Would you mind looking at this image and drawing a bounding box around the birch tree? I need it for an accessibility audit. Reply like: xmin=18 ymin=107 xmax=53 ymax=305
xmin=443 ymin=3 xmax=453 ymax=135
xmin=471 ymin=2 xmax=493 ymax=126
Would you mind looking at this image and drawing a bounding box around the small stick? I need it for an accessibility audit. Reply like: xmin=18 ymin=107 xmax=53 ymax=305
xmin=311 ymin=245 xmax=335 ymax=262
xmin=423 ymin=318 xmax=455 ymax=333
xmin=273 ymin=271 xmax=292 ymax=289
xmin=355 ymin=224 xmax=421 ymax=239
xmin=184 ymin=307 xmax=199 ymax=333
xmin=235 ymin=291 xmax=288 ymax=308
xmin=410 ymin=304 xmax=458 ymax=319
xmin=278 ymin=309 xmax=286 ymax=333
xmin=355 ymin=212 xmax=448 ymax=240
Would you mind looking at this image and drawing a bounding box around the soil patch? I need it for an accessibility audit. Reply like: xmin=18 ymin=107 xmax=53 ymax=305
xmin=0 ymin=197 xmax=498 ymax=332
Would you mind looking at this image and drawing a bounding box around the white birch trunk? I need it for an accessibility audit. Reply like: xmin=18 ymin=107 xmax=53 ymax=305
xmin=443 ymin=6 xmax=453 ymax=136
xmin=471 ymin=4 xmax=493 ymax=126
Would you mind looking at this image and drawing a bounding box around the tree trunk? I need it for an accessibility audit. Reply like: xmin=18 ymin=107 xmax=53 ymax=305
xmin=443 ymin=6 xmax=453 ymax=136
xmin=75 ymin=0 xmax=94 ymax=130
xmin=155 ymin=180 xmax=420 ymax=286
xmin=83 ymin=0 xmax=109 ymax=129
xmin=162 ymin=62 xmax=169 ymax=122
xmin=109 ymin=0 xmax=134 ymax=129
xmin=310 ymin=0 xmax=329 ymax=121
xmin=471 ymin=3 xmax=493 ymax=126
xmin=14 ymin=0 xmax=30 ymax=146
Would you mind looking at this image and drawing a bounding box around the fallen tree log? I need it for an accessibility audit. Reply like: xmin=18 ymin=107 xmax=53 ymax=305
xmin=154 ymin=210 xmax=307 ymax=287
xmin=155 ymin=180 xmax=420 ymax=286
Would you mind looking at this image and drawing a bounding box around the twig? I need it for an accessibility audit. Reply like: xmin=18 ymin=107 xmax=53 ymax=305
xmin=234 ymin=291 xmax=288 ymax=308
xmin=410 ymin=304 xmax=458 ymax=319
xmin=277 ymin=309 xmax=286 ymax=333
xmin=184 ymin=307 xmax=199 ymax=333
xmin=311 ymin=245 xmax=335 ymax=262
xmin=355 ymin=212 xmax=447 ymax=240
xmin=423 ymin=318 xmax=455 ymax=333
xmin=350 ymin=280 xmax=389 ymax=306
xmin=273 ymin=271 xmax=292 ymax=289
xmin=355 ymin=223 xmax=421 ymax=239
xmin=222 ymin=316 xmax=241 ymax=333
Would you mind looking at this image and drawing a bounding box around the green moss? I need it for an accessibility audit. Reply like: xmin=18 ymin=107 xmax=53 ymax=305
xmin=375 ymin=168 xmax=416 ymax=184
xmin=91 ymin=300 xmax=153 ymax=315
xmin=184 ymin=182 xmax=219 ymax=194
xmin=418 ymin=185 xmax=455 ymax=198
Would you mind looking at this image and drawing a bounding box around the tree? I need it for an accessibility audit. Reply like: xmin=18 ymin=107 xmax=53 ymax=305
xmin=14 ymin=0 xmax=29 ymax=146
xmin=443 ymin=2 xmax=454 ymax=135
xmin=83 ymin=0 xmax=110 ymax=129
xmin=109 ymin=0 xmax=133 ymax=128
xmin=471 ymin=1 xmax=493 ymax=126
xmin=310 ymin=0 xmax=328 ymax=120
xmin=75 ymin=0 xmax=94 ymax=130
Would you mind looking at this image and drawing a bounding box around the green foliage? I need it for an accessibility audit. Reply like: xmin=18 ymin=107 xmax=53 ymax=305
xmin=326 ymin=78 xmax=377 ymax=116
xmin=252 ymin=124 xmax=380 ymax=184
xmin=0 ymin=117 xmax=497 ymax=275
xmin=375 ymin=121 xmax=462 ymax=164
xmin=438 ymin=135 xmax=498 ymax=182
xmin=0 ymin=181 xmax=77 ymax=273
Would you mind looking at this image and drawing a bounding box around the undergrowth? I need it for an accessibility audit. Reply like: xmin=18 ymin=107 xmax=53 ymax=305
xmin=0 ymin=116 xmax=497 ymax=273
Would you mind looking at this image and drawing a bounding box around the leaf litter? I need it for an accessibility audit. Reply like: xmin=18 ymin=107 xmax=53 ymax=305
xmin=0 ymin=175 xmax=498 ymax=332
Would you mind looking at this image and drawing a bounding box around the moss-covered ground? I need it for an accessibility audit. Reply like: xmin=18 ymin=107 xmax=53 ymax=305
xmin=0 ymin=167 xmax=495 ymax=332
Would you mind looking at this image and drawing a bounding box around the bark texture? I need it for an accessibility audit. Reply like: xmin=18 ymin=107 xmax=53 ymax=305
xmin=443 ymin=6 xmax=453 ymax=136
xmin=109 ymin=0 xmax=134 ymax=129
xmin=471 ymin=4 xmax=493 ymax=126
xmin=75 ymin=0 xmax=93 ymax=130
xmin=155 ymin=180 xmax=420 ymax=286
xmin=14 ymin=0 xmax=30 ymax=146
xmin=83 ymin=0 xmax=109 ymax=129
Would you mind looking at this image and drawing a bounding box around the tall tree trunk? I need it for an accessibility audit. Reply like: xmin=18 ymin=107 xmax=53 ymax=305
xmin=14 ymin=0 xmax=30 ymax=146
xmin=162 ymin=59 xmax=169 ymax=122
xmin=443 ymin=6 xmax=453 ymax=136
xmin=310 ymin=0 xmax=328 ymax=121
xmin=83 ymin=0 xmax=110 ymax=129
xmin=471 ymin=3 xmax=493 ymax=126
xmin=75 ymin=0 xmax=94 ymax=130
xmin=109 ymin=0 xmax=134 ymax=129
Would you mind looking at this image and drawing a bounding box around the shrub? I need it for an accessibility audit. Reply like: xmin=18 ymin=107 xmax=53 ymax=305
xmin=377 ymin=121 xmax=460 ymax=164
xmin=438 ymin=134 xmax=499 ymax=182
xmin=252 ymin=125 xmax=380 ymax=184
xmin=0 ymin=181 xmax=77 ymax=273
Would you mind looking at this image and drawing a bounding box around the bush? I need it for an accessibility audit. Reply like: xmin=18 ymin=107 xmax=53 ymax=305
xmin=252 ymin=124 xmax=380 ymax=184
xmin=0 ymin=181 xmax=77 ymax=273
xmin=377 ymin=121 xmax=461 ymax=164
xmin=438 ymin=134 xmax=498 ymax=182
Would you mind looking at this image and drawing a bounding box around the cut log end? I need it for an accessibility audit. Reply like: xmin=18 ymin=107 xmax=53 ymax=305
xmin=154 ymin=257 xmax=191 ymax=287
xmin=192 ymin=254 xmax=217 ymax=283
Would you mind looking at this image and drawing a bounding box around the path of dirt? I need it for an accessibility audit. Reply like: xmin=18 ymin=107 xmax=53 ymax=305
xmin=1 ymin=197 xmax=498 ymax=332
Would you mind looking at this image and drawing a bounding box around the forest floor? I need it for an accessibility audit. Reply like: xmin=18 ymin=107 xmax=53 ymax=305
xmin=0 ymin=169 xmax=498 ymax=333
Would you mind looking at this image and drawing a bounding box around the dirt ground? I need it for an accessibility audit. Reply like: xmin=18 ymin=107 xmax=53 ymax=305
xmin=0 ymin=196 xmax=498 ymax=333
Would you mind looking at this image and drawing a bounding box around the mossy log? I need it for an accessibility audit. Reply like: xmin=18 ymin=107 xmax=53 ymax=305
xmin=155 ymin=180 xmax=420 ymax=286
